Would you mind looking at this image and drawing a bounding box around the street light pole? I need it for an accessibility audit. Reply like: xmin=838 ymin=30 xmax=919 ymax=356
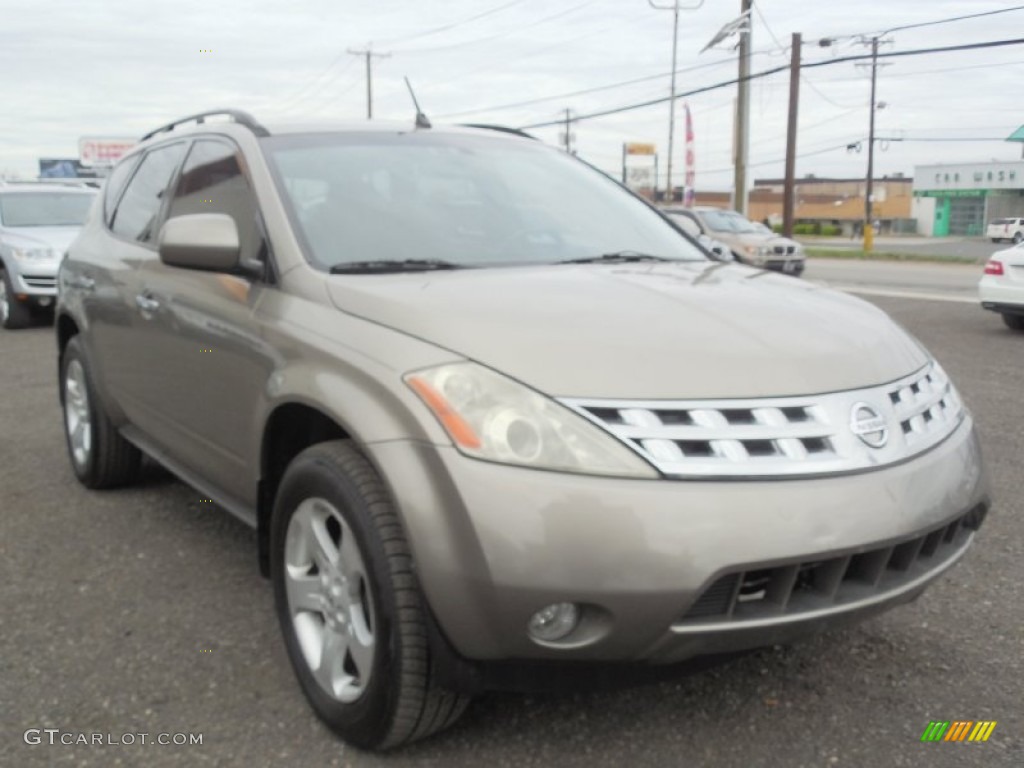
xmin=649 ymin=0 xmax=704 ymax=205
xmin=734 ymin=0 xmax=752 ymax=216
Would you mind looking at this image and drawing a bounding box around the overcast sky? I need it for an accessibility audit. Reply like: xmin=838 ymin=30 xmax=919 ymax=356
xmin=2 ymin=0 xmax=1023 ymax=189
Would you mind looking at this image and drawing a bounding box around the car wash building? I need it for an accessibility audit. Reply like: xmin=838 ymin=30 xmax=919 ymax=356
xmin=912 ymin=160 xmax=1024 ymax=236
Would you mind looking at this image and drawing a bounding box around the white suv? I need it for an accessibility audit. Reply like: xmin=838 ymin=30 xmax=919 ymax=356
xmin=986 ymin=217 xmax=1024 ymax=244
xmin=0 ymin=182 xmax=96 ymax=329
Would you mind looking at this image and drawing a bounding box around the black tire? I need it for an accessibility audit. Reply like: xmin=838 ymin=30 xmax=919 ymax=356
xmin=0 ymin=269 xmax=33 ymax=330
xmin=1014 ymin=232 xmax=1023 ymax=245
xmin=60 ymin=336 xmax=142 ymax=488
xmin=1003 ymin=313 xmax=1024 ymax=331
xmin=271 ymin=440 xmax=470 ymax=750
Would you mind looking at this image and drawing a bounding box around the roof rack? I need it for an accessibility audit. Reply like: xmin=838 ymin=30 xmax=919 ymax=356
xmin=459 ymin=123 xmax=536 ymax=140
xmin=141 ymin=109 xmax=270 ymax=141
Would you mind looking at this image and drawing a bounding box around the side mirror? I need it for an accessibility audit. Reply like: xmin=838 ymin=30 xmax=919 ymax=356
xmin=158 ymin=213 xmax=240 ymax=272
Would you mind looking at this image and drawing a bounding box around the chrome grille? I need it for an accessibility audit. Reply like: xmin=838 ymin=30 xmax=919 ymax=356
xmin=673 ymin=505 xmax=986 ymax=628
xmin=560 ymin=362 xmax=964 ymax=478
xmin=22 ymin=275 xmax=57 ymax=289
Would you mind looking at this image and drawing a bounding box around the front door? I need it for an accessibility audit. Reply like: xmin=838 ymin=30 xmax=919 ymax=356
xmin=132 ymin=138 xmax=275 ymax=504
xmin=933 ymin=198 xmax=950 ymax=237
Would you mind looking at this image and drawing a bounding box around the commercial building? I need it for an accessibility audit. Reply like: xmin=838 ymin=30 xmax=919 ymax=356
xmin=689 ymin=176 xmax=914 ymax=235
xmin=912 ymin=161 xmax=1024 ymax=236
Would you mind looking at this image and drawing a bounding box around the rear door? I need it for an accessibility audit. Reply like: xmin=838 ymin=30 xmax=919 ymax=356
xmin=132 ymin=138 xmax=276 ymax=505
xmin=78 ymin=142 xmax=187 ymax=420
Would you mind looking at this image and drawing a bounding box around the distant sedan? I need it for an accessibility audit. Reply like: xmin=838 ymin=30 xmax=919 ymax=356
xmin=979 ymin=241 xmax=1024 ymax=331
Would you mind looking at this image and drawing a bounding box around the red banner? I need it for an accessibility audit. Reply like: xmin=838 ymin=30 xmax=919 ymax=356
xmin=683 ymin=103 xmax=695 ymax=207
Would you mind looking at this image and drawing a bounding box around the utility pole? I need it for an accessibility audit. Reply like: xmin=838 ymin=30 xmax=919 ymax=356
xmin=864 ymin=36 xmax=880 ymax=252
xmin=348 ymin=46 xmax=391 ymax=119
xmin=782 ymin=32 xmax=801 ymax=238
xmin=665 ymin=2 xmax=680 ymax=203
xmin=734 ymin=0 xmax=752 ymax=216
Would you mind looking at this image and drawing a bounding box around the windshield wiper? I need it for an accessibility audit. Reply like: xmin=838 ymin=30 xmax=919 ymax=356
xmin=557 ymin=251 xmax=673 ymax=265
xmin=329 ymin=259 xmax=464 ymax=274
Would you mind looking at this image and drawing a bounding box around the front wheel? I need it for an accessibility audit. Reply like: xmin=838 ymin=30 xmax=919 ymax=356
xmin=271 ymin=441 xmax=470 ymax=750
xmin=1014 ymin=232 xmax=1023 ymax=244
xmin=1002 ymin=313 xmax=1024 ymax=331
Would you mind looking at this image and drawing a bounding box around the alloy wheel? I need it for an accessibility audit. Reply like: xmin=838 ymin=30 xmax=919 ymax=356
xmin=284 ymin=498 xmax=376 ymax=704
xmin=64 ymin=359 xmax=93 ymax=468
xmin=0 ymin=276 xmax=9 ymax=325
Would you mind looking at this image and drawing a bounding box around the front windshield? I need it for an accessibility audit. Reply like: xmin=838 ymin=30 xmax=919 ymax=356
xmin=700 ymin=209 xmax=760 ymax=234
xmin=263 ymin=132 xmax=707 ymax=269
xmin=0 ymin=192 xmax=95 ymax=227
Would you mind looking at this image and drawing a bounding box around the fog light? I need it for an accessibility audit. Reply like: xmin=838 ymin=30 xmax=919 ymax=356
xmin=527 ymin=602 xmax=580 ymax=642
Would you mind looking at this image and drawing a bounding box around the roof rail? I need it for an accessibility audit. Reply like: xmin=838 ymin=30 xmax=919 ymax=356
xmin=459 ymin=123 xmax=536 ymax=140
xmin=141 ymin=109 xmax=270 ymax=141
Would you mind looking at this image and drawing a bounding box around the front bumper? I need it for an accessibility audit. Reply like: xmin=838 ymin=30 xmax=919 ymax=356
xmin=9 ymin=266 xmax=58 ymax=299
xmin=368 ymin=415 xmax=988 ymax=664
xmin=762 ymin=257 xmax=804 ymax=275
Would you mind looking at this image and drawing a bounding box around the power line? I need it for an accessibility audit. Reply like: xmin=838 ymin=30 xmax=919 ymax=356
xmin=435 ymin=55 xmax=745 ymax=118
xmin=259 ymin=56 xmax=358 ymax=114
xmin=393 ymin=0 xmax=597 ymax=54
xmin=378 ymin=0 xmax=530 ymax=46
xmin=881 ymin=4 xmax=1024 ymax=36
xmin=519 ymin=37 xmax=1024 ymax=129
xmin=752 ymin=2 xmax=861 ymax=109
xmin=816 ymin=4 xmax=1024 ymax=46
xmin=877 ymin=137 xmax=1010 ymax=142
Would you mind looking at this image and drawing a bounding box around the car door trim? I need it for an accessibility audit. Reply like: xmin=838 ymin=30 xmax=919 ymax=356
xmin=120 ymin=424 xmax=257 ymax=528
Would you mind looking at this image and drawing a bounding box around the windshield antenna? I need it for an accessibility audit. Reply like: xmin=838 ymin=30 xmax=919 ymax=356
xmin=404 ymin=77 xmax=432 ymax=129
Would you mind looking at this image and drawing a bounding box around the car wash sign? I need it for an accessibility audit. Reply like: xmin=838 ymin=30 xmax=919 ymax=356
xmin=78 ymin=137 xmax=136 ymax=167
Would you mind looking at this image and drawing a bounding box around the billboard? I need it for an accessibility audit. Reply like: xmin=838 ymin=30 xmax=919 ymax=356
xmin=78 ymin=137 xmax=136 ymax=167
xmin=625 ymin=142 xmax=656 ymax=156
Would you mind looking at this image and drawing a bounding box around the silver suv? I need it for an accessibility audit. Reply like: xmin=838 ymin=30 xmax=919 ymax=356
xmin=665 ymin=206 xmax=805 ymax=275
xmin=57 ymin=110 xmax=990 ymax=750
xmin=0 ymin=182 xmax=96 ymax=328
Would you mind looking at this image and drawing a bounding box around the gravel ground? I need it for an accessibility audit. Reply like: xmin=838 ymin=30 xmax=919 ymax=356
xmin=1 ymin=296 xmax=1021 ymax=768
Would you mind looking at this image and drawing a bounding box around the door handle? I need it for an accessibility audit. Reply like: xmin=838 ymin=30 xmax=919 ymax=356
xmin=135 ymin=294 xmax=161 ymax=313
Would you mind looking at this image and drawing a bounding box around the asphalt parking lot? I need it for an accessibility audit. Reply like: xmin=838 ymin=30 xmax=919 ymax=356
xmin=1 ymin=294 xmax=1021 ymax=768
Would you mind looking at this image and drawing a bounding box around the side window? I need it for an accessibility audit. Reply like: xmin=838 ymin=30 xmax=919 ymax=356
xmin=102 ymin=155 xmax=140 ymax=226
xmin=110 ymin=142 xmax=187 ymax=243
xmin=167 ymin=140 xmax=262 ymax=264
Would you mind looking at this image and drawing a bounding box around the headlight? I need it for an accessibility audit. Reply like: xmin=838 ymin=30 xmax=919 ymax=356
xmin=10 ymin=246 xmax=56 ymax=261
xmin=405 ymin=362 xmax=658 ymax=478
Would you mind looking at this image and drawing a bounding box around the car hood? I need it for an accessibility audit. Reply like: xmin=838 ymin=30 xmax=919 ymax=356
xmin=326 ymin=261 xmax=929 ymax=399
xmin=1 ymin=226 xmax=82 ymax=254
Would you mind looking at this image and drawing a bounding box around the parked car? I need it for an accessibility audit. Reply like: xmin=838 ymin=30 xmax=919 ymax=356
xmin=979 ymin=241 xmax=1024 ymax=330
xmin=57 ymin=110 xmax=990 ymax=750
xmin=663 ymin=206 xmax=805 ymax=275
xmin=0 ymin=182 xmax=96 ymax=329
xmin=985 ymin=217 xmax=1024 ymax=244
